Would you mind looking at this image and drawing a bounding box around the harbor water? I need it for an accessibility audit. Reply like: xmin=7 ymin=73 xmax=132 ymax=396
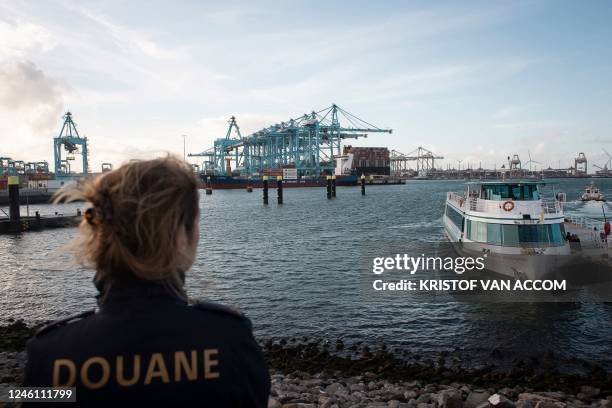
xmin=1 ymin=179 xmax=611 ymax=372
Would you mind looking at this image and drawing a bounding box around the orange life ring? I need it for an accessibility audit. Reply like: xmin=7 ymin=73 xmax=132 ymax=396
xmin=502 ymin=201 xmax=514 ymax=212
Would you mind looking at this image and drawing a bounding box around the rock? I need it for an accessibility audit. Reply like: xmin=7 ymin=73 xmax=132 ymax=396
xmin=404 ymin=390 xmax=418 ymax=400
xmin=304 ymin=379 xmax=325 ymax=387
xmin=466 ymin=390 xmax=491 ymax=408
xmin=518 ymin=394 xmax=558 ymax=403
xmin=579 ymin=386 xmax=600 ymax=399
xmin=537 ymin=392 xmax=566 ymax=402
xmin=350 ymin=383 xmax=366 ymax=392
xmin=514 ymin=402 xmax=535 ymax=408
xmin=325 ymin=382 xmax=349 ymax=398
xmin=416 ymin=393 xmax=431 ymax=404
xmin=598 ymin=399 xmax=611 ymax=408
xmin=281 ymin=404 xmax=316 ymax=408
xmin=488 ymin=393 xmax=515 ymax=408
xmin=437 ymin=389 xmax=463 ymax=408
xmin=268 ymin=398 xmax=282 ymax=408
xmin=498 ymin=388 xmax=517 ymax=399
xmin=388 ymin=401 xmax=401 ymax=408
xmin=533 ymin=402 xmax=566 ymax=408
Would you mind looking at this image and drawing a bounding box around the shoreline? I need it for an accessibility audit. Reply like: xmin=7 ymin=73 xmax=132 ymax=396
xmin=1 ymin=322 xmax=611 ymax=407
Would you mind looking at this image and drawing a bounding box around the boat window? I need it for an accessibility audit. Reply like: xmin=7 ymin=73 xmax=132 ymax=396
xmin=466 ymin=221 xmax=565 ymax=246
xmin=487 ymin=223 xmax=502 ymax=245
xmin=481 ymin=184 xmax=542 ymax=201
xmin=466 ymin=220 xmax=487 ymax=242
xmin=446 ymin=205 xmax=464 ymax=230
xmin=475 ymin=221 xmax=487 ymax=242
xmin=501 ymin=224 xmax=519 ymax=245
xmin=518 ymin=225 xmax=549 ymax=243
xmin=551 ymin=223 xmax=564 ymax=244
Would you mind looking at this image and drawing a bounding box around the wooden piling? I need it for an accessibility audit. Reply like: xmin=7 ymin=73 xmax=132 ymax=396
xmin=331 ymin=175 xmax=337 ymax=198
xmin=8 ymin=176 xmax=20 ymax=230
xmin=263 ymin=176 xmax=269 ymax=205
xmin=361 ymin=174 xmax=366 ymax=195
xmin=206 ymin=177 xmax=213 ymax=195
xmin=277 ymin=176 xmax=283 ymax=204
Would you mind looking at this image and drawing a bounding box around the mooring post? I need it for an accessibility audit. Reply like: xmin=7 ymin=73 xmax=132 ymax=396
xmin=326 ymin=176 xmax=332 ymax=199
xmin=331 ymin=175 xmax=337 ymax=198
xmin=247 ymin=176 xmax=253 ymax=193
xmin=8 ymin=176 xmax=20 ymax=231
xmin=277 ymin=176 xmax=283 ymax=204
xmin=361 ymin=174 xmax=366 ymax=196
xmin=263 ymin=175 xmax=269 ymax=205
xmin=206 ymin=177 xmax=212 ymax=195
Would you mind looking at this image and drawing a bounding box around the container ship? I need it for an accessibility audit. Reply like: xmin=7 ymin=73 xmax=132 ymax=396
xmin=198 ymin=174 xmax=358 ymax=189
xmin=197 ymin=146 xmax=396 ymax=189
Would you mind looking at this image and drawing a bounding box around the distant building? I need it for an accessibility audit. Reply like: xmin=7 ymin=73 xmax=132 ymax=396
xmin=335 ymin=146 xmax=390 ymax=176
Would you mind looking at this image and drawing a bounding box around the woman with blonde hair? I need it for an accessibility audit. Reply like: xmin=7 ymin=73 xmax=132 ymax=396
xmin=24 ymin=156 xmax=270 ymax=407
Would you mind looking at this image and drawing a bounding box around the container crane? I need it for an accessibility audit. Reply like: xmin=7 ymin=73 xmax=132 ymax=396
xmin=190 ymin=104 xmax=392 ymax=177
xmin=390 ymin=147 xmax=444 ymax=176
xmin=54 ymin=111 xmax=89 ymax=177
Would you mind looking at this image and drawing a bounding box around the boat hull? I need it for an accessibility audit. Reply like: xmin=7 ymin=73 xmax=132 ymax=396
xmin=446 ymin=236 xmax=570 ymax=281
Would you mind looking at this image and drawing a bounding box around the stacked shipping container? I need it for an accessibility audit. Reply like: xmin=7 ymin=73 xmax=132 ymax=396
xmin=343 ymin=146 xmax=390 ymax=175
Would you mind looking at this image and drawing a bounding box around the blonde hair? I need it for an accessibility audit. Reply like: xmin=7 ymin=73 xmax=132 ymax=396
xmin=56 ymin=156 xmax=199 ymax=297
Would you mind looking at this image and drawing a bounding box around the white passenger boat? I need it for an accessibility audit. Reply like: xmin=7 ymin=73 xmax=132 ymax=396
xmin=443 ymin=180 xmax=570 ymax=280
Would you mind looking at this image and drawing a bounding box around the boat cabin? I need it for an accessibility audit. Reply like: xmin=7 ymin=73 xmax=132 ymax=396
xmin=468 ymin=180 xmax=545 ymax=201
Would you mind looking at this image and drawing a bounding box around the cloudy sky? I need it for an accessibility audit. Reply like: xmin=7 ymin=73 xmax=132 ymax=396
xmin=1 ymin=0 xmax=611 ymax=172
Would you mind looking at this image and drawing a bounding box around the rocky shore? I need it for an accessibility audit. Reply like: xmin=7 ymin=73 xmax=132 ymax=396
xmin=267 ymin=370 xmax=612 ymax=408
xmin=1 ymin=321 xmax=611 ymax=407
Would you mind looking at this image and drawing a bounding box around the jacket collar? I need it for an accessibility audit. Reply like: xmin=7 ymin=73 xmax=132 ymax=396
xmin=97 ymin=275 xmax=188 ymax=312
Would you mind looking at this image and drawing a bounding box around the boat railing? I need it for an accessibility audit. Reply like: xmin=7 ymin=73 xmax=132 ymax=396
xmin=565 ymin=214 xmax=611 ymax=249
xmin=447 ymin=192 xmax=563 ymax=216
xmin=565 ymin=214 xmax=602 ymax=231
xmin=447 ymin=192 xmax=467 ymax=209
xmin=541 ymin=198 xmax=562 ymax=214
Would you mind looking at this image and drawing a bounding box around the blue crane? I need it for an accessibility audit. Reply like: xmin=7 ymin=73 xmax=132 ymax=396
xmin=54 ymin=111 xmax=89 ymax=177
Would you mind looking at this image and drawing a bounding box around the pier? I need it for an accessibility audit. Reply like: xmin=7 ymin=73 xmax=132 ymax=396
xmin=0 ymin=176 xmax=81 ymax=234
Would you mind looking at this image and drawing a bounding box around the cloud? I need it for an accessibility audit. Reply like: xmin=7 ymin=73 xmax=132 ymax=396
xmin=72 ymin=5 xmax=190 ymax=61
xmin=586 ymin=137 xmax=612 ymax=144
xmin=533 ymin=142 xmax=545 ymax=154
xmin=0 ymin=62 xmax=65 ymax=152
xmin=493 ymin=106 xmax=526 ymax=119
xmin=491 ymin=120 xmax=564 ymax=130
xmin=0 ymin=18 xmax=57 ymax=61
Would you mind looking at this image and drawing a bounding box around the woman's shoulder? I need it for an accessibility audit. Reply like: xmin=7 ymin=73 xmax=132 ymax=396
xmin=32 ymin=309 xmax=97 ymax=339
xmin=189 ymin=301 xmax=254 ymax=332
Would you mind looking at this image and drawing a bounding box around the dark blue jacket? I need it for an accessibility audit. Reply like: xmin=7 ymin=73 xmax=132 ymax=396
xmin=24 ymin=279 xmax=270 ymax=407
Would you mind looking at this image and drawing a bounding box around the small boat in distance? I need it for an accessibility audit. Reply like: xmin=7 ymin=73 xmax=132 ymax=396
xmin=581 ymin=182 xmax=605 ymax=202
